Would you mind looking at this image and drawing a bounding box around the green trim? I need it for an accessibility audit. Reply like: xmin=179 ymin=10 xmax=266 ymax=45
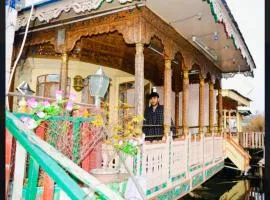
xmin=202 ymin=0 xmax=218 ymax=23
xmin=192 ymin=173 xmax=203 ymax=188
xmin=13 ymin=112 xmax=94 ymax=123
xmin=25 ymin=157 xmax=40 ymax=200
xmin=231 ymin=35 xmax=238 ymax=49
xmin=6 ymin=111 xmax=87 ymax=199
xmin=157 ymin=181 xmax=190 ymax=199
xmin=23 ymin=185 xmax=61 ymax=200
xmin=146 ymin=182 xmax=167 ymax=196
xmin=189 ymin=164 xmax=202 ymax=172
xmin=205 ymin=161 xmax=224 ymax=179
xmin=72 ymin=118 xmax=81 ymax=163
xmin=205 ymin=161 xmax=213 ymax=166
xmin=171 ymin=172 xmax=186 ymax=182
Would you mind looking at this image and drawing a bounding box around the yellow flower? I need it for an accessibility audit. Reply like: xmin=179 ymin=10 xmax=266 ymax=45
xmin=91 ymin=115 xmax=103 ymax=127
xmin=131 ymin=115 xmax=144 ymax=123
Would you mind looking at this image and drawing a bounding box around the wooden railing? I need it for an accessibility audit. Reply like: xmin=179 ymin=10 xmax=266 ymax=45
xmin=239 ymin=132 xmax=265 ymax=149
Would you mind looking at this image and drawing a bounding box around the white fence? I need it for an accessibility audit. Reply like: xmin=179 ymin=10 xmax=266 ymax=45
xmin=240 ymin=132 xmax=265 ymax=149
xmin=101 ymin=133 xmax=225 ymax=197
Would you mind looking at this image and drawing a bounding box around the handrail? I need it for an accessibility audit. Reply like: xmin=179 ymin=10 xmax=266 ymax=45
xmin=6 ymin=111 xmax=124 ymax=200
xmin=7 ymin=92 xmax=97 ymax=108
xmin=227 ymin=136 xmax=251 ymax=159
xmin=6 ymin=112 xmax=88 ymax=199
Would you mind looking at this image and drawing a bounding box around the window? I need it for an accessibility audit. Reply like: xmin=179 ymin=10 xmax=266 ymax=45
xmin=36 ymin=74 xmax=71 ymax=98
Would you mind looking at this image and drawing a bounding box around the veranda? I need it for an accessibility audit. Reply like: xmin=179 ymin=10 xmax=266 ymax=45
xmin=6 ymin=1 xmax=255 ymax=199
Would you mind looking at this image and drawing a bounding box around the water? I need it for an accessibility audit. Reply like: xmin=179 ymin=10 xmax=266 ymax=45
xmin=181 ymin=168 xmax=265 ymax=200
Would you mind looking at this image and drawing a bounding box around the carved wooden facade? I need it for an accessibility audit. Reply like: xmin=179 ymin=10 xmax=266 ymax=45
xmin=15 ymin=7 xmax=222 ymax=82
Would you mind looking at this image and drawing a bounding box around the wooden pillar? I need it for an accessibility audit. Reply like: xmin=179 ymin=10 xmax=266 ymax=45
xmin=175 ymin=93 xmax=180 ymax=134
xmin=182 ymin=69 xmax=189 ymax=135
xmin=228 ymin=110 xmax=231 ymax=134
xmin=223 ymin=110 xmax=227 ymax=133
xmin=164 ymin=59 xmax=172 ymax=138
xmin=218 ymin=89 xmax=223 ymax=133
xmin=209 ymin=81 xmax=214 ymax=133
xmin=199 ymin=75 xmax=205 ymax=134
xmin=59 ymin=52 xmax=69 ymax=97
xmin=236 ymin=112 xmax=240 ymax=132
xmin=135 ymin=43 xmax=144 ymax=116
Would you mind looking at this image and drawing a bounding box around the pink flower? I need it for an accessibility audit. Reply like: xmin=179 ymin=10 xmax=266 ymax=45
xmin=42 ymin=100 xmax=50 ymax=108
xmin=69 ymin=93 xmax=76 ymax=101
xmin=27 ymin=98 xmax=38 ymax=108
xmin=56 ymin=90 xmax=63 ymax=101
xmin=20 ymin=116 xmax=28 ymax=122
xmin=20 ymin=117 xmax=38 ymax=129
xmin=66 ymin=101 xmax=73 ymax=111
xmin=36 ymin=111 xmax=46 ymax=118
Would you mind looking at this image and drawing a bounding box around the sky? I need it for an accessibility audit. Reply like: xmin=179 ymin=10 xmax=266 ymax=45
xmin=222 ymin=0 xmax=265 ymax=114
xmin=24 ymin=0 xmax=265 ymax=114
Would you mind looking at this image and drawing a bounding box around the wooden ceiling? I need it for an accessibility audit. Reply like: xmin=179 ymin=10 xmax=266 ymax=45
xmin=23 ymin=31 xmax=215 ymax=90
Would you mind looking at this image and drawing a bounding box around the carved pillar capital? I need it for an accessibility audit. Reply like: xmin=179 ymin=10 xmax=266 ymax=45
xmin=182 ymin=52 xmax=195 ymax=70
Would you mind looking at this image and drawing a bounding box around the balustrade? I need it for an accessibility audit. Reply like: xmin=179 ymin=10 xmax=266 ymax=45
xmin=239 ymin=132 xmax=265 ymax=149
xmin=101 ymin=131 xmax=225 ymax=197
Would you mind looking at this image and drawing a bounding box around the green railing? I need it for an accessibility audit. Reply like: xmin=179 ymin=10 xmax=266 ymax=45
xmin=6 ymin=111 xmax=124 ymax=200
xmin=13 ymin=112 xmax=95 ymax=163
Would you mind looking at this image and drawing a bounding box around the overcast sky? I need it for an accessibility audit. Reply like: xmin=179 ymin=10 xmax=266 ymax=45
xmin=24 ymin=0 xmax=265 ymax=113
xmin=222 ymin=0 xmax=265 ymax=114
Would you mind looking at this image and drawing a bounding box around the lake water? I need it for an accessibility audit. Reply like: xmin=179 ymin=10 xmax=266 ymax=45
xmin=181 ymin=168 xmax=265 ymax=200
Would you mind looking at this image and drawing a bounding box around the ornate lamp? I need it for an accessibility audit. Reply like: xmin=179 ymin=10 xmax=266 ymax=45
xmin=88 ymin=67 xmax=110 ymax=106
xmin=73 ymin=75 xmax=84 ymax=92
xmin=16 ymin=81 xmax=35 ymax=95
xmin=16 ymin=81 xmax=35 ymax=113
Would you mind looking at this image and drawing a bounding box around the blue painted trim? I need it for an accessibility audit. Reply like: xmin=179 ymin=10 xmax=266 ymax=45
xmin=5 ymin=0 xmax=20 ymax=9
xmin=21 ymin=0 xmax=60 ymax=12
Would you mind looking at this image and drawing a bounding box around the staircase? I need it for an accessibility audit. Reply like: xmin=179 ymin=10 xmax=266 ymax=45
xmin=225 ymin=134 xmax=251 ymax=172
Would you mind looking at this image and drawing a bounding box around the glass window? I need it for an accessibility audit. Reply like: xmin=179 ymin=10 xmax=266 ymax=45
xmin=36 ymin=74 xmax=70 ymax=98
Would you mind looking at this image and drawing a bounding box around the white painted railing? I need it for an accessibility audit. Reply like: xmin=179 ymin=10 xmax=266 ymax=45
xmin=204 ymin=136 xmax=214 ymax=163
xmin=142 ymin=142 xmax=169 ymax=189
xmin=171 ymin=140 xmax=187 ymax=178
xmin=100 ymin=132 xmax=225 ymax=197
xmin=240 ymin=132 xmax=265 ymax=149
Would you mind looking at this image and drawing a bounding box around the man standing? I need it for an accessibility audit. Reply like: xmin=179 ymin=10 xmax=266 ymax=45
xmin=143 ymin=92 xmax=164 ymax=141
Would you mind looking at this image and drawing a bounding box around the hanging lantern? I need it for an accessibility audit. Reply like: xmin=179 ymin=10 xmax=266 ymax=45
xmin=88 ymin=67 xmax=110 ymax=106
xmin=16 ymin=81 xmax=35 ymax=95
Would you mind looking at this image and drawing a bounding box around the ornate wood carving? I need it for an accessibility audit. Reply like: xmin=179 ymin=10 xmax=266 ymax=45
xmin=16 ymin=6 xmax=223 ymax=82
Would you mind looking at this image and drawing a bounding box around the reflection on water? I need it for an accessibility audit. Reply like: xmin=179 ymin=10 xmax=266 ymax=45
xmin=181 ymin=169 xmax=265 ymax=200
